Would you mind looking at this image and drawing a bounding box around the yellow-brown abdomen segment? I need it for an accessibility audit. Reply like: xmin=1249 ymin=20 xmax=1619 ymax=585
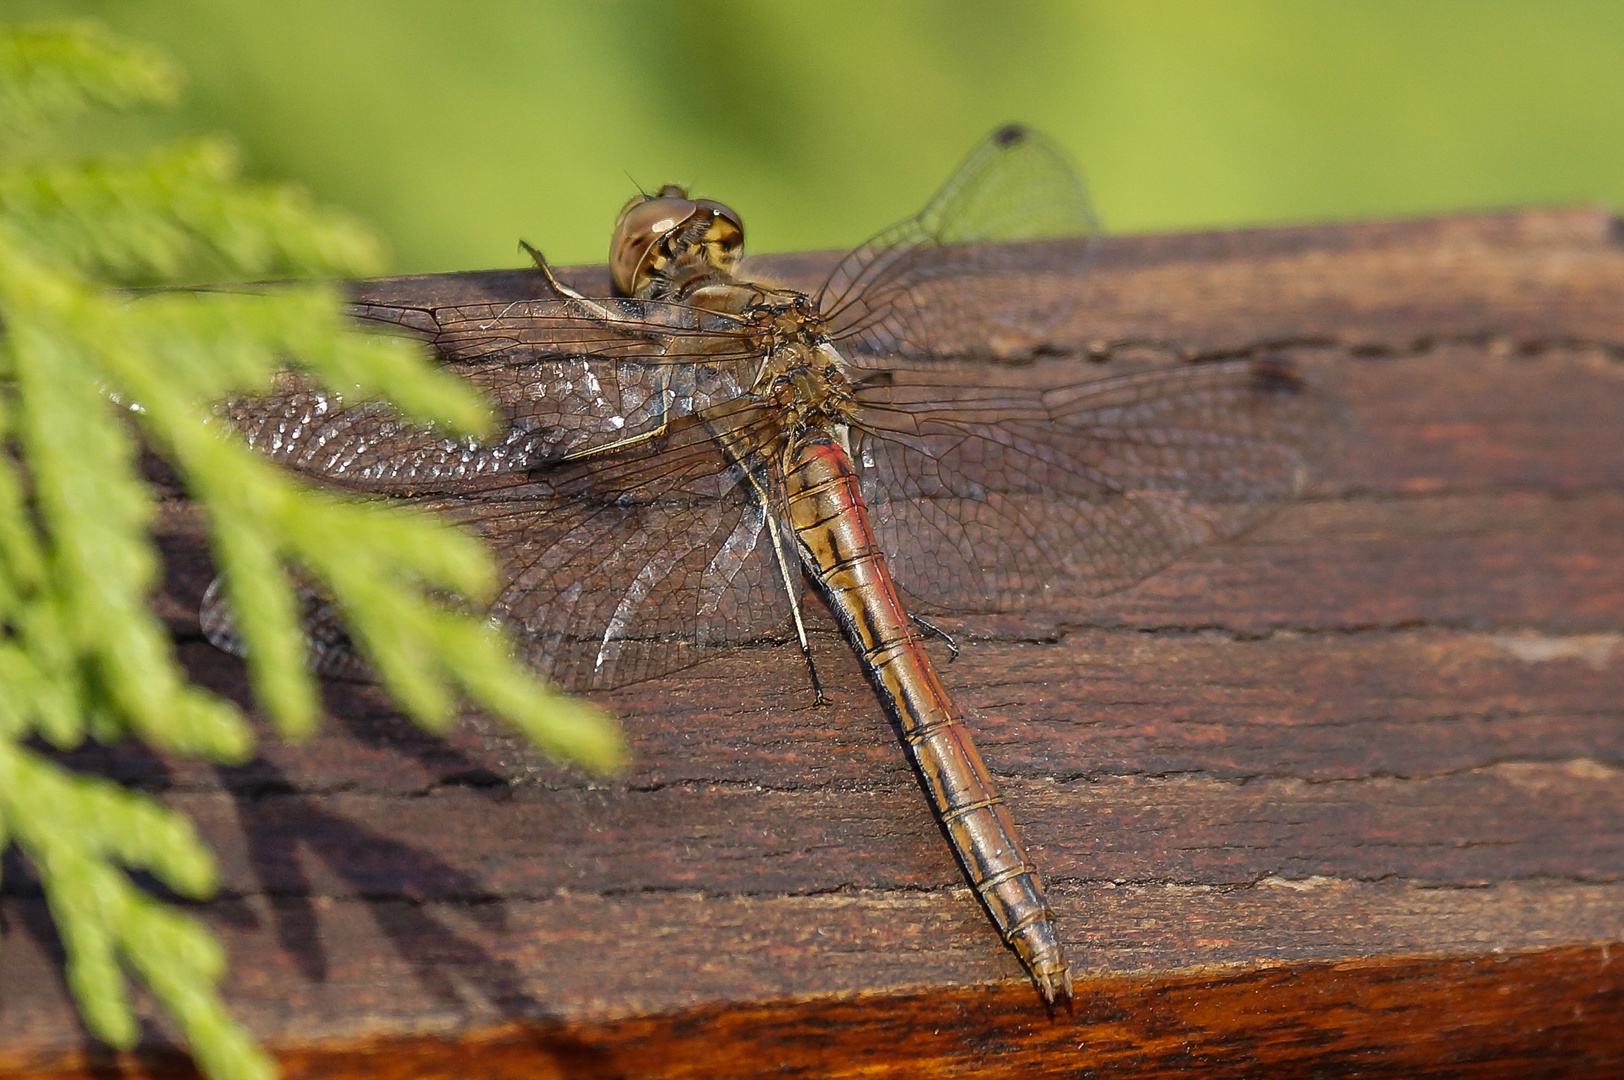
xmin=784 ymin=434 xmax=1070 ymax=1001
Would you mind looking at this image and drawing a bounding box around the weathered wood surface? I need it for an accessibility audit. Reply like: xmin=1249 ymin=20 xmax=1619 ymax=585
xmin=5 ymin=207 xmax=1624 ymax=1077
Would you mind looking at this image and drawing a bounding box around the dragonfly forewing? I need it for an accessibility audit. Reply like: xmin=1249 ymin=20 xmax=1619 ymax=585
xmin=222 ymin=355 xmax=767 ymax=494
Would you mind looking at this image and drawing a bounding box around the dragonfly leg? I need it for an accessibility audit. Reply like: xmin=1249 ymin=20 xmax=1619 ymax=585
xmin=910 ymin=613 xmax=960 ymax=660
xmin=518 ymin=240 xmax=663 ymax=342
xmin=558 ymin=422 xmax=671 ymax=461
xmin=559 ymin=370 xmax=674 ymax=462
xmin=520 ymin=240 xmax=592 ymax=302
xmin=763 ymin=502 xmax=827 ymax=706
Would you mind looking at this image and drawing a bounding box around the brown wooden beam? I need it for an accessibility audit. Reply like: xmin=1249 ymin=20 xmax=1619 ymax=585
xmin=5 ymin=207 xmax=1624 ymax=1077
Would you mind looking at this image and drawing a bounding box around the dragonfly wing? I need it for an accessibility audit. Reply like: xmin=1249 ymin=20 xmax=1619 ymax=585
xmin=419 ymin=404 xmax=801 ymax=691
xmin=223 ymin=297 xmax=765 ymax=493
xmin=819 ymin=124 xmax=1099 ymax=364
xmin=849 ymin=358 xmax=1346 ymax=611
xmin=213 ymin=383 xmax=801 ymax=691
xmin=200 ymin=575 xmax=372 ymax=681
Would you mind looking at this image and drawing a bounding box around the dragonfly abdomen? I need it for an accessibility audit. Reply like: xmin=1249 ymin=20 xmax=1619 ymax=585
xmin=784 ymin=435 xmax=1070 ymax=1002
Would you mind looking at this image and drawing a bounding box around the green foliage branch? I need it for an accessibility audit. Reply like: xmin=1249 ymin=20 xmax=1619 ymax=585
xmin=0 ymin=22 xmax=621 ymax=1080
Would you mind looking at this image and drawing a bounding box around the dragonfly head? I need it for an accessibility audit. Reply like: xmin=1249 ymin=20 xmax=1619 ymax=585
xmin=610 ymin=184 xmax=745 ymax=298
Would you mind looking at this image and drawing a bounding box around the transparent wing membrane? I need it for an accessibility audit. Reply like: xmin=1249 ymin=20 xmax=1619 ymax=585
xmin=819 ymin=124 xmax=1099 ymax=362
xmin=850 ymin=358 xmax=1344 ymax=611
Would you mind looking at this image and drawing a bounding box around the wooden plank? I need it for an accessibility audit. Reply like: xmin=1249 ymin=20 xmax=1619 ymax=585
xmin=5 ymin=207 xmax=1624 ymax=1076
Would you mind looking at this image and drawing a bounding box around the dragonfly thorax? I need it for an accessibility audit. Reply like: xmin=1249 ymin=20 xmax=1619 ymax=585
xmin=755 ymin=340 xmax=857 ymax=435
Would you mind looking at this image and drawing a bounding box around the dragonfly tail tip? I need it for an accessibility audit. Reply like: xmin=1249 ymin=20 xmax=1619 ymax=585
xmin=1033 ymin=965 xmax=1073 ymax=1006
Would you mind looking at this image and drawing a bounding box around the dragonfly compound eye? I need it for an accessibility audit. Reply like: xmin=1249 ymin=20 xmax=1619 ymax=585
xmin=610 ymin=187 xmax=745 ymax=297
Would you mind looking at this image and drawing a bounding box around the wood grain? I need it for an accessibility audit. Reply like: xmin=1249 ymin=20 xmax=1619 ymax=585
xmin=5 ymin=207 xmax=1624 ymax=1077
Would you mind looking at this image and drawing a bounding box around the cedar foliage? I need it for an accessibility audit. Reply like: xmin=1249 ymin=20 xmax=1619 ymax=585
xmin=0 ymin=22 xmax=621 ymax=1080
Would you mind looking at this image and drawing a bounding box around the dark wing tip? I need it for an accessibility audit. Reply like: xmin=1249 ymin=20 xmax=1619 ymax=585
xmin=993 ymin=123 xmax=1030 ymax=147
xmin=1248 ymin=355 xmax=1310 ymax=394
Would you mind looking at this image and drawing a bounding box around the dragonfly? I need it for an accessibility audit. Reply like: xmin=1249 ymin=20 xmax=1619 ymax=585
xmin=206 ymin=125 xmax=1341 ymax=1002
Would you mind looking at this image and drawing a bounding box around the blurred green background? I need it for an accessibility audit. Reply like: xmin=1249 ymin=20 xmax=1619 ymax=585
xmin=11 ymin=0 xmax=1624 ymax=274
